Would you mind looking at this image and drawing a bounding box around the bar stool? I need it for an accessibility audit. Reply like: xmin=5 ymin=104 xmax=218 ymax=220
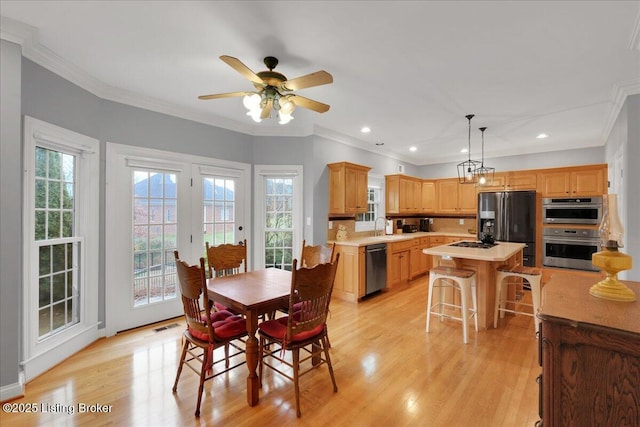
xmin=494 ymin=265 xmax=543 ymax=334
xmin=426 ymin=266 xmax=478 ymax=344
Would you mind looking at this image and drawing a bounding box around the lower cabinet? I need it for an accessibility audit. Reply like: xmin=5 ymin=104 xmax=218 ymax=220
xmin=332 ymin=244 xmax=365 ymax=302
xmin=387 ymin=240 xmax=412 ymax=288
xmin=538 ymin=277 xmax=640 ymax=426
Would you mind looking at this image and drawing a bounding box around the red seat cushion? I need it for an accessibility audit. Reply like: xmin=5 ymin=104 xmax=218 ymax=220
xmin=259 ymin=317 xmax=324 ymax=342
xmin=188 ymin=310 xmax=246 ymax=341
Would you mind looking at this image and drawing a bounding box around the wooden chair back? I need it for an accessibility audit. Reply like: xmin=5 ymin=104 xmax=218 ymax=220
xmin=174 ymin=251 xmax=214 ymax=342
xmin=286 ymin=254 xmax=340 ymax=341
xmin=206 ymin=239 xmax=247 ymax=278
xmin=300 ymin=239 xmax=335 ymax=268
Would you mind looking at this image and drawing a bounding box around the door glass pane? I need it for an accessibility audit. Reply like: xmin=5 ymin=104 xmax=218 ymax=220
xmin=203 ymin=177 xmax=236 ymax=248
xmin=264 ymin=177 xmax=294 ymax=270
xmin=34 ymin=147 xmax=80 ymax=339
xmin=132 ymin=171 xmax=178 ymax=307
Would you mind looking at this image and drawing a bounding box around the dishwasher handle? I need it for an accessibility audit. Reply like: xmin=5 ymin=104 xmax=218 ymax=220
xmin=366 ymin=247 xmax=386 ymax=253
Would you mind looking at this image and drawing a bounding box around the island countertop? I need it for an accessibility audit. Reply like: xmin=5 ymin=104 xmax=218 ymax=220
xmin=423 ymin=241 xmax=526 ymax=262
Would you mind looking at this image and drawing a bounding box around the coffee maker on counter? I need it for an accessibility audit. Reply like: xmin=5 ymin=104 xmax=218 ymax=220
xmin=419 ymin=218 xmax=432 ymax=232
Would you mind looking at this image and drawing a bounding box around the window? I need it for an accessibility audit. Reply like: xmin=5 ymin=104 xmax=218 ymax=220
xmin=203 ymin=177 xmax=236 ymax=246
xmin=355 ymin=175 xmax=385 ymax=232
xmin=23 ymin=117 xmax=100 ymax=381
xmin=254 ymin=165 xmax=303 ymax=271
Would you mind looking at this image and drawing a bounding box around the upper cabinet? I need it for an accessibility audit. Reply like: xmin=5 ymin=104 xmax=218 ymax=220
xmin=421 ymin=180 xmax=436 ymax=212
xmin=386 ymin=175 xmax=425 ymax=214
xmin=436 ymin=179 xmax=477 ymax=214
xmin=538 ymin=165 xmax=607 ymax=197
xmin=328 ymin=162 xmax=371 ymax=215
xmin=477 ymin=171 xmax=537 ymax=192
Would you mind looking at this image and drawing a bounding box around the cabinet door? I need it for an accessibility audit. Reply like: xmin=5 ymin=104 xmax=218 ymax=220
xmin=345 ymin=167 xmax=368 ymax=213
xmin=506 ymin=171 xmax=537 ymax=190
xmin=399 ymin=178 xmax=412 ymax=213
xmin=421 ymin=181 xmax=436 ymax=212
xmin=571 ymin=168 xmax=604 ymax=196
xmin=436 ymin=179 xmax=460 ymax=213
xmin=458 ymin=183 xmax=477 ymax=214
xmin=478 ymin=172 xmax=506 ymax=191
xmin=386 ymin=175 xmax=400 ymax=214
xmin=388 ymin=250 xmax=410 ymax=287
xmin=328 ymin=166 xmax=346 ymax=214
xmin=540 ymin=171 xmax=570 ymax=196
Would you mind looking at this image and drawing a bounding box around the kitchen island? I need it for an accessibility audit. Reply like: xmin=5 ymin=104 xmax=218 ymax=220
xmin=423 ymin=241 xmax=526 ymax=329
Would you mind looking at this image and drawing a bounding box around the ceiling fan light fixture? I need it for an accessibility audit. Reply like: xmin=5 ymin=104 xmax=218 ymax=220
xmin=247 ymin=110 xmax=262 ymax=122
xmin=279 ymin=97 xmax=295 ymax=115
xmin=243 ymin=93 xmax=261 ymax=110
xmin=278 ymin=112 xmax=294 ymax=125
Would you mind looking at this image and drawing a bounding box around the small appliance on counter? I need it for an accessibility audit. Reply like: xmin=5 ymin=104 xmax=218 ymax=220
xmin=385 ymin=219 xmax=394 ymax=235
xmin=419 ymin=218 xmax=432 ymax=232
xmin=402 ymin=224 xmax=418 ymax=233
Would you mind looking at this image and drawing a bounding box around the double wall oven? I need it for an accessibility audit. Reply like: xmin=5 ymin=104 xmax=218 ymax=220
xmin=542 ymin=196 xmax=603 ymax=271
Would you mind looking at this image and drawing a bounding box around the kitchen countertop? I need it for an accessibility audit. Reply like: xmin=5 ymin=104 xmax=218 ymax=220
xmin=423 ymin=241 xmax=526 ymax=262
xmin=329 ymin=231 xmax=476 ymax=247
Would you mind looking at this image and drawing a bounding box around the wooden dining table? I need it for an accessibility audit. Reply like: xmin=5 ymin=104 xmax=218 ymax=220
xmin=206 ymin=268 xmax=292 ymax=407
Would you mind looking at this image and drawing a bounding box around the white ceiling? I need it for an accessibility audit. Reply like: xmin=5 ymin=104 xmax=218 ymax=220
xmin=2 ymin=1 xmax=639 ymax=165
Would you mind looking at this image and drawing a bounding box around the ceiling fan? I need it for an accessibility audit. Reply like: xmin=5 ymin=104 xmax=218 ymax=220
xmin=198 ymin=55 xmax=333 ymax=124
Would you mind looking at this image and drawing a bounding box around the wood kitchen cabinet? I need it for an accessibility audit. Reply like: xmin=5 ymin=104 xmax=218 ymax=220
xmin=332 ymin=244 xmax=365 ymax=302
xmin=436 ymin=179 xmax=477 ymax=214
xmin=478 ymin=170 xmax=537 ymax=192
xmin=538 ymin=164 xmax=606 ymax=197
xmin=538 ymin=277 xmax=640 ymax=426
xmin=421 ymin=180 xmax=436 ymax=212
xmin=386 ymin=174 xmax=422 ymax=214
xmin=409 ymin=237 xmax=430 ymax=279
xmin=387 ymin=240 xmax=412 ymax=287
xmin=328 ymin=162 xmax=371 ymax=215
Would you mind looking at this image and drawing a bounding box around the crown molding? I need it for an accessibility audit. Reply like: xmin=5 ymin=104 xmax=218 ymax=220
xmin=601 ymin=78 xmax=640 ymax=143
xmin=0 ymin=16 xmax=34 ymax=45
xmin=629 ymin=11 xmax=640 ymax=50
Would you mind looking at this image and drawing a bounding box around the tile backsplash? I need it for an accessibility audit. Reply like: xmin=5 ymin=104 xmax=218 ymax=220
xmin=327 ymin=217 xmax=477 ymax=240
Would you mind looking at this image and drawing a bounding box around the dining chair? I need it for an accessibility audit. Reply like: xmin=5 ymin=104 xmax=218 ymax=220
xmin=172 ymin=251 xmax=248 ymax=417
xmin=257 ymin=254 xmax=340 ymax=417
xmin=300 ymin=239 xmax=335 ymax=268
xmin=205 ymin=239 xmax=247 ymax=312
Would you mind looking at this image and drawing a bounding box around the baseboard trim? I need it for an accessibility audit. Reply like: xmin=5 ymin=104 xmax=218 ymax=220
xmin=0 ymin=379 xmax=24 ymax=403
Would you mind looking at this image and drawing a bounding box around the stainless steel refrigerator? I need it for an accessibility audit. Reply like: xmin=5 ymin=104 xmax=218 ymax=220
xmin=477 ymin=190 xmax=536 ymax=266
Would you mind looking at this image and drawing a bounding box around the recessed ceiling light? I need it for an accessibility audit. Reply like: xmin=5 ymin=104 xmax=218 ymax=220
xmin=409 ymin=146 xmax=417 ymax=152
xmin=361 ymin=126 xmax=371 ymax=133
xmin=536 ymin=133 xmax=549 ymax=139
xmin=460 ymin=148 xmax=469 ymax=153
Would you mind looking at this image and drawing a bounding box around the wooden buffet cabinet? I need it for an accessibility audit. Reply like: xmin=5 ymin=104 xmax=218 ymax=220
xmin=538 ymin=277 xmax=640 ymax=426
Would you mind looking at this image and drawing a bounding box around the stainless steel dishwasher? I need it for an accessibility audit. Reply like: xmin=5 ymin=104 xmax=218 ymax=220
xmin=365 ymin=243 xmax=387 ymax=296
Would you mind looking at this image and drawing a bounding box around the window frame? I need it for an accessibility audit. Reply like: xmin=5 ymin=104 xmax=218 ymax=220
xmin=22 ymin=116 xmax=100 ymax=382
xmin=355 ymin=174 xmax=385 ymax=232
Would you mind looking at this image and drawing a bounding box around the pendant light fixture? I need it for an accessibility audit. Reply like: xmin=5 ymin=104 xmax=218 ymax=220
xmin=457 ymin=114 xmax=482 ymax=184
xmin=475 ymin=126 xmax=495 ymax=186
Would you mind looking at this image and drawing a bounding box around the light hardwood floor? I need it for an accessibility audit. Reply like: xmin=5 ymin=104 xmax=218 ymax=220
xmin=1 ymin=276 xmax=540 ymax=426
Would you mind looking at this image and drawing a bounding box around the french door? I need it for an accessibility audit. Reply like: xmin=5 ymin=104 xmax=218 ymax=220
xmin=106 ymin=143 xmax=249 ymax=335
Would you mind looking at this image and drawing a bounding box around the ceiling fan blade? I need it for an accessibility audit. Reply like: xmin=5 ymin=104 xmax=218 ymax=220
xmin=260 ymin=101 xmax=273 ymax=119
xmin=220 ymin=55 xmax=264 ymax=85
xmin=291 ymin=95 xmax=330 ymax=113
xmin=280 ymin=70 xmax=333 ymax=92
xmin=198 ymin=91 xmax=252 ymax=100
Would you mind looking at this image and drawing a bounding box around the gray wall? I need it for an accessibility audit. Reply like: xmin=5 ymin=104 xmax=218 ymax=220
xmin=420 ymin=146 xmax=605 ymax=178
xmin=605 ymin=94 xmax=640 ymax=281
xmin=0 ymin=40 xmax=22 ymax=393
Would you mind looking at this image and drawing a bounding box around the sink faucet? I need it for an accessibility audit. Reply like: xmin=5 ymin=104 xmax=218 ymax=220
xmin=374 ymin=217 xmax=387 ymax=236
